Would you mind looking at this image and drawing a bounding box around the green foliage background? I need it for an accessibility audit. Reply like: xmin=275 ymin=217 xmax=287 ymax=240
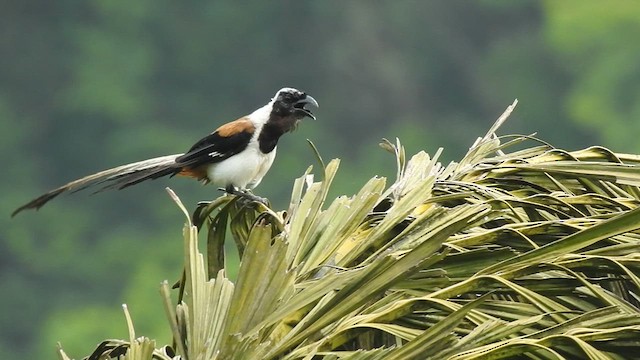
xmin=2 ymin=1 xmax=640 ymax=358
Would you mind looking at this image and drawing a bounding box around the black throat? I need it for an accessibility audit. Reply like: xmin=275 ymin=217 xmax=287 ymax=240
xmin=258 ymin=113 xmax=300 ymax=153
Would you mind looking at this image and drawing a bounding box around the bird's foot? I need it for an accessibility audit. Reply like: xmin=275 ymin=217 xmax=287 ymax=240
xmin=239 ymin=192 xmax=269 ymax=206
xmin=220 ymin=186 xmax=269 ymax=206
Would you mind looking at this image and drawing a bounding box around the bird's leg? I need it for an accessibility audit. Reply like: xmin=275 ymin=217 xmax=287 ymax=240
xmin=222 ymin=184 xmax=242 ymax=197
xmin=197 ymin=187 xmax=235 ymax=206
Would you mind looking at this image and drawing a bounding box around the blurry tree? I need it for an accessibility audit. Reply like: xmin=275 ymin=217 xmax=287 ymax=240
xmin=544 ymin=0 xmax=640 ymax=152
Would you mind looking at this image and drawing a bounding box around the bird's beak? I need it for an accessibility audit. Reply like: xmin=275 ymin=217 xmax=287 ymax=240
xmin=295 ymin=95 xmax=319 ymax=120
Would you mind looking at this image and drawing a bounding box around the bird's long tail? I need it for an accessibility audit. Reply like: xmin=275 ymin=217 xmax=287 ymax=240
xmin=12 ymin=154 xmax=183 ymax=217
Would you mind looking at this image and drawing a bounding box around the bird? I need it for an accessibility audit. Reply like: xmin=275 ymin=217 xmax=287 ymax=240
xmin=12 ymin=87 xmax=318 ymax=217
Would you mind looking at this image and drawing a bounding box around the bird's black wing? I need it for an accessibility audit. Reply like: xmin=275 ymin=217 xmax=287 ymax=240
xmin=175 ymin=117 xmax=255 ymax=168
xmin=104 ymin=118 xmax=256 ymax=188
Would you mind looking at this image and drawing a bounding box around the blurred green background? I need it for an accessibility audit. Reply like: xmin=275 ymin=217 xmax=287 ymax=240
xmin=3 ymin=1 xmax=640 ymax=358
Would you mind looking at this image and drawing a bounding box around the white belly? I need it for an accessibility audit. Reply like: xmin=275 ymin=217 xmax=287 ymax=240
xmin=207 ymin=147 xmax=276 ymax=190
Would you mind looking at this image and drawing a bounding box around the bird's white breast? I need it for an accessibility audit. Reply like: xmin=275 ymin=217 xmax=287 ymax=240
xmin=206 ymin=106 xmax=277 ymax=190
xmin=206 ymin=146 xmax=275 ymax=189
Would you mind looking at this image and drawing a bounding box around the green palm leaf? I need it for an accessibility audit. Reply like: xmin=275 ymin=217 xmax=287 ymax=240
xmin=70 ymin=101 xmax=640 ymax=359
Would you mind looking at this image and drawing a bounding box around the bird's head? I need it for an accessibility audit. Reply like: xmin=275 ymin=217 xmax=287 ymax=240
xmin=270 ymin=87 xmax=319 ymax=122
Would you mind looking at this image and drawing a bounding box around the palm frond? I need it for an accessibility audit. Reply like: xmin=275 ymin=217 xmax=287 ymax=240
xmin=73 ymin=100 xmax=640 ymax=359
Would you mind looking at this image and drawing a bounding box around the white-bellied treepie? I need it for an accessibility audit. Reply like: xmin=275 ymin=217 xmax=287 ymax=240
xmin=12 ymin=87 xmax=318 ymax=216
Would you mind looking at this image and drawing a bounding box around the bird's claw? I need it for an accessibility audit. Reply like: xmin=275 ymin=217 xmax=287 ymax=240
xmin=238 ymin=192 xmax=269 ymax=206
xmin=220 ymin=186 xmax=269 ymax=206
xmin=231 ymin=191 xmax=268 ymax=207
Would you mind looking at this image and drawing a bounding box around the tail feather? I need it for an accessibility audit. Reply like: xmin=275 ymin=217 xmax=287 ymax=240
xmin=12 ymin=154 xmax=182 ymax=217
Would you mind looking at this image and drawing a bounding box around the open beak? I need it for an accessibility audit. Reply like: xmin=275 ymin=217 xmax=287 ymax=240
xmin=294 ymin=95 xmax=319 ymax=120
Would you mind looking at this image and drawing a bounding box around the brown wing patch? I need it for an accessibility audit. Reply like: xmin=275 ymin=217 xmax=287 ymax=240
xmin=215 ymin=117 xmax=255 ymax=137
xmin=177 ymin=166 xmax=208 ymax=180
